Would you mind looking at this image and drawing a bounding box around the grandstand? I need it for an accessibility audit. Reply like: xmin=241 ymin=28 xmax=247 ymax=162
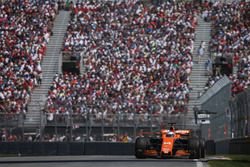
xmin=0 ymin=0 xmax=249 ymax=142
xmin=0 ymin=0 xmax=58 ymax=130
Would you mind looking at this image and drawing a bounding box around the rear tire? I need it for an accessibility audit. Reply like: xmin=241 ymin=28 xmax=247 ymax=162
xmin=135 ymin=137 xmax=148 ymax=159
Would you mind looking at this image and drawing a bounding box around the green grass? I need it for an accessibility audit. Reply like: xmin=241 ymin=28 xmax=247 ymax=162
xmin=209 ymin=155 xmax=250 ymax=167
xmin=209 ymin=160 xmax=250 ymax=167
xmin=227 ymin=155 xmax=250 ymax=162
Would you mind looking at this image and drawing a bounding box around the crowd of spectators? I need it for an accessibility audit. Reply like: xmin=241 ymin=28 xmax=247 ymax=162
xmin=0 ymin=127 xmax=133 ymax=142
xmin=0 ymin=0 xmax=58 ymax=115
xmin=57 ymin=0 xmax=74 ymax=11
xmin=202 ymin=1 xmax=250 ymax=96
xmin=46 ymin=0 xmax=198 ymax=119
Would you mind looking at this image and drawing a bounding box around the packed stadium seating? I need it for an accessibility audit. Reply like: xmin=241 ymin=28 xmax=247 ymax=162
xmin=0 ymin=0 xmax=58 ymax=114
xmin=203 ymin=1 xmax=250 ymax=96
xmin=0 ymin=0 xmax=249 ymax=143
xmin=45 ymin=0 xmax=198 ymax=117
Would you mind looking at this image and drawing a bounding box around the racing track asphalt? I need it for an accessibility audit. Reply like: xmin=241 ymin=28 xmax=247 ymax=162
xmin=0 ymin=156 xmax=208 ymax=167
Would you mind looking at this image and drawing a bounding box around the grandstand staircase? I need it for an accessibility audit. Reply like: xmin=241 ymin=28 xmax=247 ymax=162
xmin=186 ymin=16 xmax=211 ymax=125
xmin=23 ymin=11 xmax=70 ymax=130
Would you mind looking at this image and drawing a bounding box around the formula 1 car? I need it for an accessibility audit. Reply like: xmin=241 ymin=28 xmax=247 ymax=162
xmin=135 ymin=124 xmax=205 ymax=159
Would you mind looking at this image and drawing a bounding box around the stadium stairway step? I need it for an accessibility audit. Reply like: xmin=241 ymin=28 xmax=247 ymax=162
xmin=24 ymin=10 xmax=71 ymax=129
xmin=186 ymin=16 xmax=211 ymax=123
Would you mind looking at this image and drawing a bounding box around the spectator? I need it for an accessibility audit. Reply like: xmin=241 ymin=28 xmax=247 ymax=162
xmin=197 ymin=41 xmax=205 ymax=63
xmin=202 ymin=1 xmax=250 ymax=96
xmin=46 ymin=0 xmax=198 ymax=125
xmin=0 ymin=1 xmax=57 ymax=114
xmin=205 ymin=57 xmax=212 ymax=75
xmin=197 ymin=46 xmax=204 ymax=63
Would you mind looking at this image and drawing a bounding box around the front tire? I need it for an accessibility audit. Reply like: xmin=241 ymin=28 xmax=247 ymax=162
xmin=188 ymin=138 xmax=200 ymax=159
xmin=135 ymin=137 xmax=148 ymax=159
xmin=199 ymin=139 xmax=206 ymax=158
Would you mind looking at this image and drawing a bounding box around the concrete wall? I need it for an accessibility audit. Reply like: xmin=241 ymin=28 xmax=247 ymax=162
xmin=0 ymin=142 xmax=135 ymax=156
xmin=0 ymin=138 xmax=249 ymax=156
xmin=215 ymin=137 xmax=250 ymax=154
xmin=199 ymin=76 xmax=232 ymax=140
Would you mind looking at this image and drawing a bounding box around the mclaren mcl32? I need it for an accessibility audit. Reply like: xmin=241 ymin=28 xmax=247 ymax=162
xmin=135 ymin=125 xmax=205 ymax=159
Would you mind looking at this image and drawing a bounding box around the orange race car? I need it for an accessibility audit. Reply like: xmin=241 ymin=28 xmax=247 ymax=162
xmin=135 ymin=124 xmax=205 ymax=159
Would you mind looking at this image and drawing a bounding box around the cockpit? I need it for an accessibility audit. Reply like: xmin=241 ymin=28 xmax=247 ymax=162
xmin=166 ymin=131 xmax=174 ymax=137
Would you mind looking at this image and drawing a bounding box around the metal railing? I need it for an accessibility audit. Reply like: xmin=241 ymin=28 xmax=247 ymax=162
xmin=0 ymin=112 xmax=195 ymax=142
xmin=62 ymin=51 xmax=81 ymax=61
xmin=0 ymin=113 xmax=22 ymax=127
xmin=229 ymin=88 xmax=250 ymax=138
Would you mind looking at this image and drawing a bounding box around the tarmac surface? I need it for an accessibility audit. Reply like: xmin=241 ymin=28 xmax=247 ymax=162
xmin=0 ymin=155 xmax=208 ymax=167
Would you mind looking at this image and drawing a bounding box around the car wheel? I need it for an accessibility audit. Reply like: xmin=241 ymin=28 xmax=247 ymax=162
xmin=189 ymin=138 xmax=199 ymax=149
xmin=135 ymin=137 xmax=148 ymax=159
xmin=188 ymin=138 xmax=200 ymax=159
xmin=199 ymin=139 xmax=205 ymax=158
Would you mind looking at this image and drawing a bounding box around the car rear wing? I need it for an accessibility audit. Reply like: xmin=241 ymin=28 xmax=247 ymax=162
xmin=175 ymin=130 xmax=190 ymax=135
